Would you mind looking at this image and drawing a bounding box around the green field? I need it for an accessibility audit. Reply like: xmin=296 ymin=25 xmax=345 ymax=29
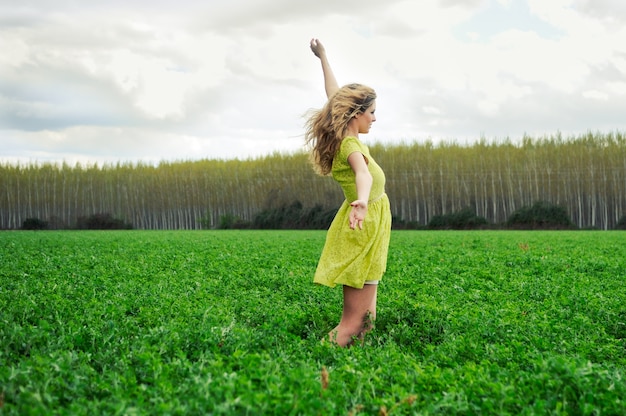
xmin=1 ymin=230 xmax=625 ymax=415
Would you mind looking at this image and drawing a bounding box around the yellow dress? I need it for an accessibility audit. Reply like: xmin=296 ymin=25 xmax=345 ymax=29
xmin=313 ymin=137 xmax=392 ymax=288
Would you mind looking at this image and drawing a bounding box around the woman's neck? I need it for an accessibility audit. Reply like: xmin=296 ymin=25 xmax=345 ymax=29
xmin=345 ymin=126 xmax=359 ymax=138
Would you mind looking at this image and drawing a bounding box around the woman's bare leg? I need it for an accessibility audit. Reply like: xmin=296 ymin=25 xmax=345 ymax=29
xmin=328 ymin=284 xmax=378 ymax=347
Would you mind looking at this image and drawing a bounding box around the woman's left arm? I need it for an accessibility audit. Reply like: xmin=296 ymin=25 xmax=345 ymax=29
xmin=347 ymin=152 xmax=373 ymax=230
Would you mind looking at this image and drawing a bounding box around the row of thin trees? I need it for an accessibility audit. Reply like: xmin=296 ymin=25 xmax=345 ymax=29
xmin=1 ymin=131 xmax=625 ymax=230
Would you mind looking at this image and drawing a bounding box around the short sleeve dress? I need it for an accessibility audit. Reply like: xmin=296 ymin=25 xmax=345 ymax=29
xmin=313 ymin=136 xmax=392 ymax=289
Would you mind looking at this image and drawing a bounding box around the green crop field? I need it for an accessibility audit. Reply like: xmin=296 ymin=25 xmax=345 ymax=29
xmin=1 ymin=230 xmax=625 ymax=415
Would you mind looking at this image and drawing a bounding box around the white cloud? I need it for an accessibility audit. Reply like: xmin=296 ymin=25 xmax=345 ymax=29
xmin=422 ymin=106 xmax=443 ymax=116
xmin=0 ymin=0 xmax=625 ymax=164
xmin=608 ymin=81 xmax=626 ymax=95
xmin=583 ymin=90 xmax=609 ymax=100
xmin=0 ymin=34 xmax=30 ymax=67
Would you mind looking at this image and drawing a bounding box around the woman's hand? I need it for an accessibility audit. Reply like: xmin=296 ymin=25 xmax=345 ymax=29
xmin=310 ymin=38 xmax=326 ymax=59
xmin=349 ymin=200 xmax=368 ymax=230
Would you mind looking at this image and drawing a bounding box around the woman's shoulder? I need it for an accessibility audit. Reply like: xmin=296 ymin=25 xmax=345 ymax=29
xmin=340 ymin=136 xmax=369 ymax=154
xmin=340 ymin=136 xmax=363 ymax=149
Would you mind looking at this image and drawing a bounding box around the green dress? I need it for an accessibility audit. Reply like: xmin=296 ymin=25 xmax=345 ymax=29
xmin=313 ymin=137 xmax=392 ymax=289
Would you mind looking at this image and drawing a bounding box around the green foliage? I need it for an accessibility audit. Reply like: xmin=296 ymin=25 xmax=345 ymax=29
xmin=75 ymin=213 xmax=133 ymax=230
xmin=507 ymin=201 xmax=576 ymax=230
xmin=199 ymin=203 xmax=335 ymax=230
xmin=198 ymin=214 xmax=212 ymax=230
xmin=216 ymin=214 xmax=250 ymax=229
xmin=1 ymin=230 xmax=626 ymax=414
xmin=21 ymin=217 xmax=48 ymax=230
xmin=252 ymin=201 xmax=336 ymax=229
xmin=427 ymin=207 xmax=489 ymax=230
xmin=391 ymin=216 xmax=424 ymax=230
xmin=199 ymin=213 xmax=251 ymax=230
xmin=296 ymin=203 xmax=338 ymax=230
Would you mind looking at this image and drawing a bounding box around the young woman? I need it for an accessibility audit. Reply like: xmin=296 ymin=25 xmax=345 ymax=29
xmin=305 ymin=38 xmax=392 ymax=347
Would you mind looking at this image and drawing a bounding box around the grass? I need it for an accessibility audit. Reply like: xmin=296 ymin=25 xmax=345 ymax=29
xmin=1 ymin=230 xmax=625 ymax=415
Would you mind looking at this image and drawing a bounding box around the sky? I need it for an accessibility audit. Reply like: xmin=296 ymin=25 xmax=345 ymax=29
xmin=1 ymin=0 xmax=625 ymax=165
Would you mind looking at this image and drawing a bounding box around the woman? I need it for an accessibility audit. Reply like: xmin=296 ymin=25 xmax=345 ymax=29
xmin=305 ymin=38 xmax=392 ymax=347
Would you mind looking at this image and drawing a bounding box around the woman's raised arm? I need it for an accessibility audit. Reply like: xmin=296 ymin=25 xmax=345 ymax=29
xmin=310 ymin=38 xmax=339 ymax=99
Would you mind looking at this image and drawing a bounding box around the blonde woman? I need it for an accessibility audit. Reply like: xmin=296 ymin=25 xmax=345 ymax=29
xmin=305 ymin=39 xmax=392 ymax=347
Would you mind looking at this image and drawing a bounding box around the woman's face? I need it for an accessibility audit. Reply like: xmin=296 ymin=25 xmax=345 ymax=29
xmin=355 ymin=100 xmax=376 ymax=134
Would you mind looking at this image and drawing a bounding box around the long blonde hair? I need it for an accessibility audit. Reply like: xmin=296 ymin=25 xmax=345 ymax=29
xmin=304 ymin=83 xmax=376 ymax=176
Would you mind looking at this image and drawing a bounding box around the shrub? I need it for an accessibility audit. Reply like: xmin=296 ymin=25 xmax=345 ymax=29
xmin=216 ymin=214 xmax=250 ymax=230
xmin=198 ymin=214 xmax=212 ymax=230
xmin=616 ymin=215 xmax=626 ymax=230
xmin=428 ymin=207 xmax=489 ymax=230
xmin=298 ymin=204 xmax=337 ymax=230
xmin=252 ymin=201 xmax=336 ymax=229
xmin=75 ymin=213 xmax=133 ymax=230
xmin=507 ymin=201 xmax=575 ymax=230
xmin=253 ymin=201 xmax=304 ymax=229
xmin=21 ymin=218 xmax=48 ymax=230
xmin=392 ymin=216 xmax=424 ymax=230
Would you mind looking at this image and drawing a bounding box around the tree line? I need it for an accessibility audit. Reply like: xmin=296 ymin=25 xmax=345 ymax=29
xmin=1 ymin=131 xmax=624 ymax=230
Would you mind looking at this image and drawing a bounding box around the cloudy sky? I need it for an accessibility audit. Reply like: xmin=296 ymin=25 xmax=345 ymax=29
xmin=1 ymin=0 xmax=625 ymax=165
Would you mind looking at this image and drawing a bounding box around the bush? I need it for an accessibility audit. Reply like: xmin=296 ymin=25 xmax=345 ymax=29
xmin=298 ymin=204 xmax=337 ymax=230
xmin=198 ymin=203 xmax=335 ymax=230
xmin=257 ymin=200 xmax=302 ymax=229
xmin=616 ymin=215 xmax=626 ymax=230
xmin=252 ymin=201 xmax=336 ymax=229
xmin=217 ymin=214 xmax=250 ymax=230
xmin=428 ymin=207 xmax=489 ymax=230
xmin=75 ymin=213 xmax=133 ymax=230
xmin=21 ymin=218 xmax=48 ymax=230
xmin=507 ymin=201 xmax=575 ymax=230
xmin=392 ymin=216 xmax=425 ymax=230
